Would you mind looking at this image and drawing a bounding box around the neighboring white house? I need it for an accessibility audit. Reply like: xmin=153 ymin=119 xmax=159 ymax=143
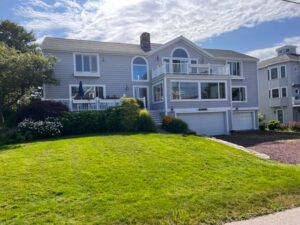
xmin=258 ymin=45 xmax=300 ymax=123
xmin=41 ymin=33 xmax=259 ymax=136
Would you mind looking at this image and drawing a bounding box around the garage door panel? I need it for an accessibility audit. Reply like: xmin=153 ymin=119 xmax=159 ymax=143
xmin=178 ymin=112 xmax=226 ymax=136
xmin=232 ymin=112 xmax=253 ymax=131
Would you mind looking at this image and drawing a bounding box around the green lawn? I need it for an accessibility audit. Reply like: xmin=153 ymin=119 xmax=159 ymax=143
xmin=0 ymin=134 xmax=300 ymax=225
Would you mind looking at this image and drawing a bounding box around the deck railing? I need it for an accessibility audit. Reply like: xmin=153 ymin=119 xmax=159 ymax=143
xmin=44 ymin=97 xmax=146 ymax=112
xmin=292 ymin=97 xmax=300 ymax=106
xmin=152 ymin=63 xmax=230 ymax=79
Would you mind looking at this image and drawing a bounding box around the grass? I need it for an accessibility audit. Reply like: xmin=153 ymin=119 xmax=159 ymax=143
xmin=0 ymin=133 xmax=300 ymax=225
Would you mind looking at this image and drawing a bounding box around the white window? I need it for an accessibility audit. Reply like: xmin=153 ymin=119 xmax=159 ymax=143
xmin=74 ymin=53 xmax=99 ymax=76
xmin=281 ymin=87 xmax=287 ymax=97
xmin=232 ymin=87 xmax=246 ymax=102
xmin=171 ymin=81 xmax=199 ymax=100
xmin=270 ymin=67 xmax=278 ymax=79
xmin=132 ymin=57 xmax=148 ymax=81
xmin=271 ymin=88 xmax=279 ymax=98
xmin=280 ymin=66 xmax=286 ymax=78
xmin=228 ymin=61 xmax=241 ymax=76
xmin=153 ymin=82 xmax=164 ymax=102
xmin=70 ymin=85 xmax=105 ymax=100
xmin=201 ymin=82 xmax=226 ymax=100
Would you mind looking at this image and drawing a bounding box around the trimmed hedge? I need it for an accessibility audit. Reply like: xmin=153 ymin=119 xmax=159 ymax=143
xmin=17 ymin=100 xmax=69 ymax=123
xmin=162 ymin=115 xmax=188 ymax=133
xmin=266 ymin=119 xmax=280 ymax=130
xmin=138 ymin=109 xmax=156 ymax=132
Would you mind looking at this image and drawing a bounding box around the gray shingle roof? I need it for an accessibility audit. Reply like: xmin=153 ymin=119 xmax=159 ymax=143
xmin=258 ymin=54 xmax=300 ymax=69
xmin=41 ymin=37 xmax=257 ymax=61
xmin=203 ymin=48 xmax=258 ymax=61
xmin=42 ymin=37 xmax=162 ymax=55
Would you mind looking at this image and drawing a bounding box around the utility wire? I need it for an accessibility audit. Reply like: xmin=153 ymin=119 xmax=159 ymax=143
xmin=282 ymin=0 xmax=300 ymax=5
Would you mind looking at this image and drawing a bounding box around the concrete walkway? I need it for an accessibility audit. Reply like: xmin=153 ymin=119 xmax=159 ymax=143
xmin=225 ymin=207 xmax=300 ymax=225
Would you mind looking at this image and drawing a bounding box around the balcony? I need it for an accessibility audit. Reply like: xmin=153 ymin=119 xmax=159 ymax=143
xmin=292 ymin=97 xmax=300 ymax=107
xmin=46 ymin=97 xmax=146 ymax=112
xmin=152 ymin=63 xmax=230 ymax=79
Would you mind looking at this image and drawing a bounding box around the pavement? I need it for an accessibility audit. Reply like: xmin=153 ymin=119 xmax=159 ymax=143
xmin=224 ymin=207 xmax=300 ymax=225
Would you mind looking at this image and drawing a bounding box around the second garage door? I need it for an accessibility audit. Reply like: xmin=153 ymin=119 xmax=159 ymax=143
xmin=177 ymin=112 xmax=226 ymax=136
xmin=232 ymin=111 xmax=253 ymax=131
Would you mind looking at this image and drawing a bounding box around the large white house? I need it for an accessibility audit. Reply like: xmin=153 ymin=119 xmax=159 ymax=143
xmin=41 ymin=33 xmax=259 ymax=136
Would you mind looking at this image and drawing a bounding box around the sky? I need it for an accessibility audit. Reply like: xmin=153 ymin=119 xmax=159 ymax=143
xmin=1 ymin=0 xmax=300 ymax=60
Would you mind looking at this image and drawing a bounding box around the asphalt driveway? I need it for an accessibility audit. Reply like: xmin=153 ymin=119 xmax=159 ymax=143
xmin=218 ymin=131 xmax=300 ymax=164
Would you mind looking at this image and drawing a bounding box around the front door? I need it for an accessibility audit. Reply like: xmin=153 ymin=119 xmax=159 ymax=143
xmin=277 ymin=109 xmax=284 ymax=123
xmin=133 ymin=86 xmax=148 ymax=108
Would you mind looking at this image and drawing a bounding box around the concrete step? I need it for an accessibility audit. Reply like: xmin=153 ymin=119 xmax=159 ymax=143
xmin=149 ymin=110 xmax=162 ymax=125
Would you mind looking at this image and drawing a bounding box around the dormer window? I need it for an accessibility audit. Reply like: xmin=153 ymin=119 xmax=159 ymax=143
xmin=74 ymin=53 xmax=99 ymax=77
xmin=132 ymin=56 xmax=148 ymax=81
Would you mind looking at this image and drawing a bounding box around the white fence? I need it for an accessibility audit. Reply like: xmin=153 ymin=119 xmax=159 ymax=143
xmin=152 ymin=63 xmax=230 ymax=78
xmin=44 ymin=97 xmax=146 ymax=112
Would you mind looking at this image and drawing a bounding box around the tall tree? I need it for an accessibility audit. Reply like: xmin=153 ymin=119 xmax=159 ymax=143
xmin=0 ymin=20 xmax=36 ymax=52
xmin=0 ymin=21 xmax=58 ymax=126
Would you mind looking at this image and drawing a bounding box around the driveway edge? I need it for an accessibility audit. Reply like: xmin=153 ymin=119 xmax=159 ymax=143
xmin=211 ymin=137 xmax=270 ymax=160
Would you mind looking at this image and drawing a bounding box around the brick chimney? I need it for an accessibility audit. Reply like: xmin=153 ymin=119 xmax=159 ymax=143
xmin=140 ymin=32 xmax=151 ymax=52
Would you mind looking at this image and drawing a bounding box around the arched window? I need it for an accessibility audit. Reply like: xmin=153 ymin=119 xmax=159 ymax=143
xmin=172 ymin=48 xmax=188 ymax=58
xmin=132 ymin=57 xmax=148 ymax=81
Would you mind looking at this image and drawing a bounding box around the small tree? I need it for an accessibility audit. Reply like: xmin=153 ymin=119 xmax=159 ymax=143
xmin=0 ymin=20 xmax=58 ymax=126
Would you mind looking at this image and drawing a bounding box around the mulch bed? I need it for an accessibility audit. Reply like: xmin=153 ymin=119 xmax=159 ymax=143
xmin=218 ymin=131 xmax=300 ymax=164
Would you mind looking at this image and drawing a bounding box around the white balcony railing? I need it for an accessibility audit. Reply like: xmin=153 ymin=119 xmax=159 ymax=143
xmin=152 ymin=63 xmax=230 ymax=78
xmin=44 ymin=97 xmax=146 ymax=112
xmin=292 ymin=97 xmax=300 ymax=106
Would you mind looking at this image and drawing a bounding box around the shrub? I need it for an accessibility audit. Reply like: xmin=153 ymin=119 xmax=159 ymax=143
xmin=60 ymin=111 xmax=106 ymax=135
xmin=266 ymin=119 xmax=280 ymax=130
xmin=277 ymin=123 xmax=288 ymax=130
xmin=288 ymin=121 xmax=300 ymax=131
xmin=18 ymin=118 xmax=62 ymax=139
xmin=16 ymin=100 xmax=69 ymax=123
xmin=120 ymin=97 xmax=140 ymax=108
xmin=162 ymin=115 xmax=188 ymax=133
xmin=136 ymin=99 xmax=145 ymax=109
xmin=0 ymin=128 xmax=26 ymax=145
xmin=3 ymin=107 xmax=17 ymax=128
xmin=138 ymin=109 xmax=156 ymax=132
xmin=258 ymin=113 xmax=264 ymax=123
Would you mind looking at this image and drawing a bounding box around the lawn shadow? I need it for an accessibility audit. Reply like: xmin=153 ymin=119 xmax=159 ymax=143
xmin=0 ymin=144 xmax=22 ymax=153
xmin=216 ymin=130 xmax=300 ymax=148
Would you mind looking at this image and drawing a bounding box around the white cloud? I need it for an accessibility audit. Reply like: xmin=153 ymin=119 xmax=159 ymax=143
xmin=246 ymin=36 xmax=300 ymax=60
xmin=16 ymin=0 xmax=300 ymax=44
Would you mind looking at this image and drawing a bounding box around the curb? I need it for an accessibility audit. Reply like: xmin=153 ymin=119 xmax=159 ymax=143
xmin=211 ymin=137 xmax=270 ymax=160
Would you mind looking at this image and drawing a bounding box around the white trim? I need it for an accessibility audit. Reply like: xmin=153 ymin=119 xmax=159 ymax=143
xmin=132 ymin=85 xmax=149 ymax=108
xmin=269 ymin=66 xmax=279 ymax=80
xmin=164 ymin=76 xmax=168 ymax=115
xmin=281 ymin=86 xmax=288 ymax=98
xmin=280 ymin=65 xmax=287 ymax=78
xmin=69 ymin=84 xmax=106 ymax=99
xmin=152 ymin=81 xmax=164 ymax=104
xmin=169 ymin=80 xmax=228 ymax=101
xmin=173 ymin=107 xmax=230 ymax=114
xmin=131 ymin=56 xmax=149 ymax=82
xmin=270 ymin=87 xmax=280 ymax=99
xmin=170 ymin=46 xmax=190 ymax=59
xmin=231 ymin=86 xmax=247 ymax=103
xmin=147 ymin=36 xmax=214 ymax=58
xmin=73 ymin=52 xmax=100 ymax=77
xmin=226 ymin=60 xmax=243 ymax=78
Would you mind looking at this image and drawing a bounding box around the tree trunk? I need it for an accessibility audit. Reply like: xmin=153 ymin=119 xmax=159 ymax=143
xmin=0 ymin=104 xmax=4 ymax=128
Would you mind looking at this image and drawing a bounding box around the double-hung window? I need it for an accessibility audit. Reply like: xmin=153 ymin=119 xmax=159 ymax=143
xmin=271 ymin=88 xmax=279 ymax=98
xmin=280 ymin=66 xmax=286 ymax=78
xmin=232 ymin=87 xmax=246 ymax=102
xmin=270 ymin=67 xmax=278 ymax=79
xmin=201 ymin=82 xmax=226 ymax=100
xmin=281 ymin=87 xmax=287 ymax=97
xmin=153 ymin=82 xmax=164 ymax=102
xmin=228 ymin=61 xmax=241 ymax=77
xmin=171 ymin=82 xmax=199 ymax=100
xmin=74 ymin=53 xmax=99 ymax=76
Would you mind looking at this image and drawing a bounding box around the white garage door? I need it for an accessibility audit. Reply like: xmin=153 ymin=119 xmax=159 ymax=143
xmin=177 ymin=112 xmax=226 ymax=136
xmin=232 ymin=112 xmax=253 ymax=131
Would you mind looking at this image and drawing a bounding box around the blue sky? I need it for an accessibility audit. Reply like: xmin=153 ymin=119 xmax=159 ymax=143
xmin=1 ymin=0 xmax=300 ymax=59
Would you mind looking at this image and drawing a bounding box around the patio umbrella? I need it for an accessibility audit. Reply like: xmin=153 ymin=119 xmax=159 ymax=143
xmin=78 ymin=81 xmax=84 ymax=99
